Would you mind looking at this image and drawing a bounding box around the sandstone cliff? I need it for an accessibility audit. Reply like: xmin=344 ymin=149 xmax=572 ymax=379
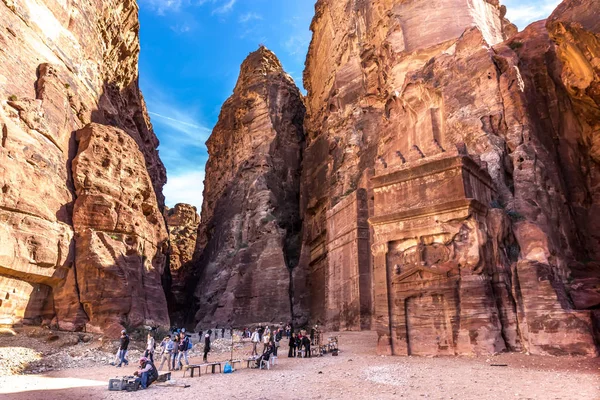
xmin=0 ymin=0 xmax=169 ymax=335
xmin=192 ymin=47 xmax=305 ymax=329
xmin=300 ymin=0 xmax=599 ymax=356
xmin=164 ymin=203 xmax=200 ymax=325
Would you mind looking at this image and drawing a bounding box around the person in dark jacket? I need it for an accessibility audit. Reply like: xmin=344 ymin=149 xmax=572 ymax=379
xmin=254 ymin=343 xmax=275 ymax=368
xmin=203 ymin=333 xmax=211 ymax=362
xmin=302 ymin=334 xmax=311 ymax=358
xmin=134 ymin=357 xmax=158 ymax=389
xmin=221 ymin=327 xmax=225 ymax=338
xmin=117 ymin=330 xmax=130 ymax=367
xmin=288 ymin=333 xmax=297 ymax=357
xmin=171 ymin=334 xmax=180 ymax=370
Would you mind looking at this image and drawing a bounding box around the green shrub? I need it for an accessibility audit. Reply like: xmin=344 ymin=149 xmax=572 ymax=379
xmin=8 ymin=94 xmax=17 ymax=101
xmin=509 ymin=41 xmax=523 ymax=51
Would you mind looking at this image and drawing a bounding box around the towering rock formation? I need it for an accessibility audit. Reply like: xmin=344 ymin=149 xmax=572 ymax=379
xmin=164 ymin=203 xmax=200 ymax=325
xmin=0 ymin=0 xmax=169 ymax=335
xmin=300 ymin=0 xmax=599 ymax=356
xmin=193 ymin=47 xmax=305 ymax=329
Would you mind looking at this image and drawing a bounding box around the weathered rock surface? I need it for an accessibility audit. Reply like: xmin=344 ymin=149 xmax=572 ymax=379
xmin=192 ymin=47 xmax=305 ymax=329
xmin=164 ymin=203 xmax=200 ymax=325
xmin=299 ymin=0 xmax=599 ymax=356
xmin=0 ymin=0 xmax=168 ymax=335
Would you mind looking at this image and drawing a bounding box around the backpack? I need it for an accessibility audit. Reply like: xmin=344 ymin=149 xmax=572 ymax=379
xmin=187 ymin=337 xmax=193 ymax=350
xmin=223 ymin=361 xmax=233 ymax=374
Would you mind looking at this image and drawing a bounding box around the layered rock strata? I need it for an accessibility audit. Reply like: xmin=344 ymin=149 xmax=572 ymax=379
xmin=192 ymin=47 xmax=305 ymax=328
xmin=300 ymin=0 xmax=599 ymax=356
xmin=0 ymin=0 xmax=168 ymax=335
xmin=164 ymin=203 xmax=200 ymax=325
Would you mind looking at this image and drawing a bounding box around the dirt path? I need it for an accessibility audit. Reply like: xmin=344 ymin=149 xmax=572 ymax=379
xmin=1 ymin=331 xmax=599 ymax=399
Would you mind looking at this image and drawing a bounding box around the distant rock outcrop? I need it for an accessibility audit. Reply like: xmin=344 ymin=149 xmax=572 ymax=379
xmin=192 ymin=47 xmax=305 ymax=329
xmin=0 ymin=0 xmax=168 ymax=335
xmin=164 ymin=203 xmax=200 ymax=325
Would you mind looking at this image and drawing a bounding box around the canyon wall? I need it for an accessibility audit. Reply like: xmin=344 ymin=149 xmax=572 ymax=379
xmin=0 ymin=0 xmax=169 ymax=336
xmin=192 ymin=47 xmax=305 ymax=329
xmin=299 ymin=0 xmax=599 ymax=355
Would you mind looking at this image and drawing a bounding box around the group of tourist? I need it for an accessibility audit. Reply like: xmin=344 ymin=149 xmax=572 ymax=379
xmin=110 ymin=322 xmax=323 ymax=389
xmin=156 ymin=329 xmax=192 ymax=371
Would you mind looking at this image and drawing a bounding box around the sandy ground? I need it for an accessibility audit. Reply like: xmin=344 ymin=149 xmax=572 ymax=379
xmin=1 ymin=331 xmax=599 ymax=400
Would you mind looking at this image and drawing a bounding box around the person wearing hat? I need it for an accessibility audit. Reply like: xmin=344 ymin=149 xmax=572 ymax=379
xmin=117 ymin=330 xmax=130 ymax=367
xmin=134 ymin=356 xmax=158 ymax=389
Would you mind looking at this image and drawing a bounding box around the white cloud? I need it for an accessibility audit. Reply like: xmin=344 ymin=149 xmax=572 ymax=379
xmin=503 ymin=0 xmax=562 ymax=29
xmin=239 ymin=12 xmax=262 ymax=23
xmin=163 ymin=170 xmax=205 ymax=210
xmin=211 ymin=0 xmax=237 ymax=15
xmin=139 ymin=0 xmax=184 ymax=15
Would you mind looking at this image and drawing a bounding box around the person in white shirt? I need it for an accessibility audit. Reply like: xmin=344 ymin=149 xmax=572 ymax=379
xmin=250 ymin=328 xmax=260 ymax=356
xmin=144 ymin=333 xmax=155 ymax=363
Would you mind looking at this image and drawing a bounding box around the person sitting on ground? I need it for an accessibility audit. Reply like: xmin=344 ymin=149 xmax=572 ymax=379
xmin=116 ymin=330 xmax=130 ymax=367
xmin=203 ymin=333 xmax=211 ymax=362
xmin=157 ymin=335 xmax=174 ymax=371
xmin=254 ymin=342 xmax=275 ymax=368
xmin=134 ymin=357 xmax=158 ymax=390
xmin=144 ymin=333 xmax=155 ymax=363
xmin=288 ymin=332 xmax=297 ymax=358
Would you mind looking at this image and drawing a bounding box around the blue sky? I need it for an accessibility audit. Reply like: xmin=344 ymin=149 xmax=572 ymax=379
xmin=137 ymin=0 xmax=561 ymax=211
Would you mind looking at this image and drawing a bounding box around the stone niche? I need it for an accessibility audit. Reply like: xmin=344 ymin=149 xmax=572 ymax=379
xmin=370 ymin=151 xmax=507 ymax=356
xmin=325 ymin=189 xmax=372 ymax=330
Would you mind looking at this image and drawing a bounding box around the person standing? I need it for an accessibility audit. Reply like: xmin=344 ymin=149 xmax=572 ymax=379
xmin=288 ymin=332 xmax=297 ymax=357
xmin=116 ymin=330 xmax=129 ymax=367
xmin=221 ymin=327 xmax=225 ymax=338
xmin=176 ymin=332 xmax=190 ymax=370
xmin=285 ymin=324 xmax=291 ymax=339
xmin=157 ymin=335 xmax=174 ymax=371
xmin=171 ymin=334 xmax=180 ymax=370
xmin=251 ymin=327 xmax=260 ymax=356
xmin=203 ymin=333 xmax=211 ymax=362
xmin=302 ymin=334 xmax=311 ymax=358
xmin=258 ymin=325 xmax=264 ymax=341
xmin=214 ymin=328 xmax=218 ymax=340
xmin=144 ymin=333 xmax=155 ymax=363
xmin=262 ymin=328 xmax=271 ymax=353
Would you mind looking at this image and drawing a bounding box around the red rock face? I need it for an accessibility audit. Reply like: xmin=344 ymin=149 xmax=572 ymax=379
xmin=0 ymin=0 xmax=168 ymax=335
xmin=192 ymin=47 xmax=305 ymax=329
xmin=300 ymin=0 xmax=599 ymax=356
xmin=164 ymin=203 xmax=200 ymax=325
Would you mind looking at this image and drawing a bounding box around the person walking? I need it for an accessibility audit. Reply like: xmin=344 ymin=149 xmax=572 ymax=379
xmin=251 ymin=327 xmax=260 ymax=356
xmin=157 ymin=335 xmax=174 ymax=371
xmin=288 ymin=332 xmax=297 ymax=357
xmin=203 ymin=333 xmax=211 ymax=362
xmin=116 ymin=330 xmax=129 ymax=367
xmin=144 ymin=333 xmax=155 ymax=363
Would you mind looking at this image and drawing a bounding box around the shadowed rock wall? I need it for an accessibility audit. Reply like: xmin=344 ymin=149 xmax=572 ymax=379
xmin=192 ymin=47 xmax=305 ymax=329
